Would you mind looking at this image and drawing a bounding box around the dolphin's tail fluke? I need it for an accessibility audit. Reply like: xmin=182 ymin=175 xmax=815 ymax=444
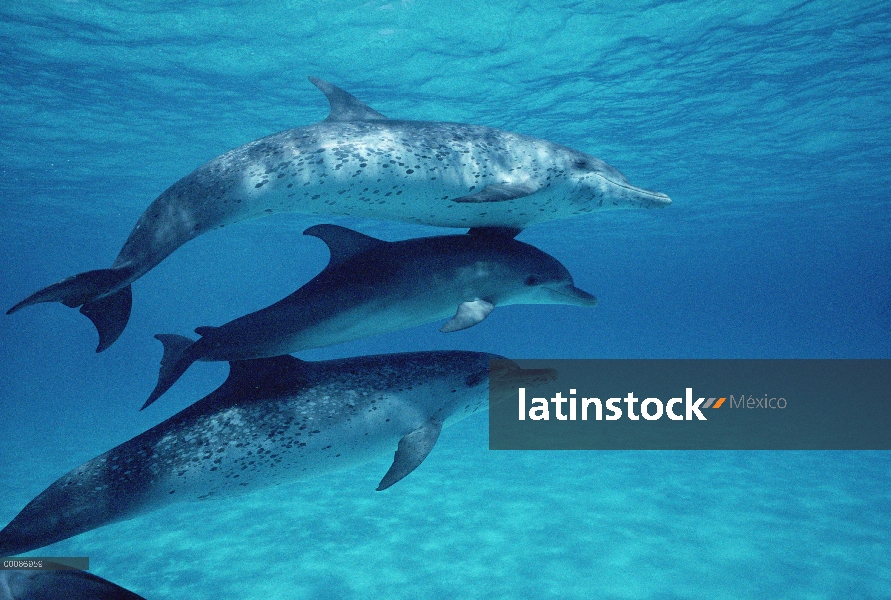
xmin=142 ymin=334 xmax=201 ymax=410
xmin=6 ymin=268 xmax=132 ymax=352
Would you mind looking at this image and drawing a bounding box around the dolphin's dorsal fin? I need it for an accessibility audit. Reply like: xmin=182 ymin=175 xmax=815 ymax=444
xmin=225 ymin=355 xmax=308 ymax=399
xmin=308 ymin=77 xmax=389 ymax=122
xmin=304 ymin=224 xmax=387 ymax=267
xmin=377 ymin=418 xmax=443 ymax=491
xmin=194 ymin=325 xmax=218 ymax=337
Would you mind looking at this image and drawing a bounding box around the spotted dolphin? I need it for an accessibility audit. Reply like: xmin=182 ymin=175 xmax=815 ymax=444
xmin=142 ymin=224 xmax=596 ymax=408
xmin=0 ymin=569 xmax=145 ymax=600
xmin=0 ymin=351 xmax=551 ymax=556
xmin=7 ymin=77 xmax=667 ymax=352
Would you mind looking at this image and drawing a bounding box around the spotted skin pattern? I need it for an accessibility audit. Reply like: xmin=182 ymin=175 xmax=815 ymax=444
xmin=0 ymin=351 xmax=501 ymax=556
xmin=7 ymin=78 xmax=668 ymax=352
xmin=122 ymin=116 xmax=669 ymax=279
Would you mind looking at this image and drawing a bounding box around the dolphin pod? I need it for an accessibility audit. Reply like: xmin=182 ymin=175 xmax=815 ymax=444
xmin=0 ymin=569 xmax=145 ymax=600
xmin=6 ymin=76 xmax=668 ymax=352
xmin=141 ymin=224 xmax=596 ymax=408
xmin=0 ymin=351 xmax=553 ymax=557
xmin=5 ymin=77 xmax=669 ymax=595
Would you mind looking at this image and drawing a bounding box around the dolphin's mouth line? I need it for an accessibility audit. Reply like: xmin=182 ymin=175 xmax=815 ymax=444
xmin=593 ymin=173 xmax=671 ymax=202
xmin=543 ymin=285 xmax=597 ymax=304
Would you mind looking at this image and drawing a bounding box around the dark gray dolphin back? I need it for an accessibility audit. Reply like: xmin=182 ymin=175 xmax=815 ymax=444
xmin=140 ymin=224 xmax=594 ymax=407
xmin=1 ymin=350 xmax=501 ymax=556
xmin=0 ymin=569 xmax=145 ymax=600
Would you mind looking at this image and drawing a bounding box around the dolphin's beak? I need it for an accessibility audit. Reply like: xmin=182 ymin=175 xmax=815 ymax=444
xmin=489 ymin=360 xmax=558 ymax=406
xmin=493 ymin=365 xmax=558 ymax=387
xmin=593 ymin=173 xmax=671 ymax=208
xmin=541 ymin=283 xmax=598 ymax=307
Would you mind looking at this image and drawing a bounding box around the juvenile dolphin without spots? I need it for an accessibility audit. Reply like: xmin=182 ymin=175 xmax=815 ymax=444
xmin=0 ymin=351 xmax=551 ymax=556
xmin=7 ymin=77 xmax=668 ymax=351
xmin=0 ymin=569 xmax=145 ymax=600
xmin=143 ymin=224 xmax=596 ymax=408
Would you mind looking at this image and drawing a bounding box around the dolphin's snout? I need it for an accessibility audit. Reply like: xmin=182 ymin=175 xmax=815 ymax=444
xmin=494 ymin=366 xmax=558 ymax=387
xmin=620 ymin=185 xmax=671 ymax=207
xmin=489 ymin=363 xmax=559 ymax=407
xmin=648 ymin=191 xmax=672 ymax=206
xmin=592 ymin=173 xmax=671 ymax=208
xmin=616 ymin=183 xmax=671 ymax=207
xmin=544 ymin=284 xmax=598 ymax=307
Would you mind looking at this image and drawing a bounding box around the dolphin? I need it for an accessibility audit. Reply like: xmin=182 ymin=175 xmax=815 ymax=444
xmin=0 ymin=569 xmax=145 ymax=600
xmin=0 ymin=351 xmax=552 ymax=556
xmin=7 ymin=77 xmax=668 ymax=352
xmin=142 ymin=224 xmax=596 ymax=408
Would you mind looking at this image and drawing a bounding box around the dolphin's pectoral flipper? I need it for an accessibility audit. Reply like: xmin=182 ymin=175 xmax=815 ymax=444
xmin=308 ymin=77 xmax=389 ymax=123
xmin=377 ymin=419 xmax=443 ymax=491
xmin=142 ymin=334 xmax=202 ymax=410
xmin=451 ymin=182 xmax=540 ymax=204
xmin=303 ymin=224 xmax=387 ymax=267
xmin=7 ymin=267 xmax=132 ymax=352
xmin=440 ymin=299 xmax=495 ymax=333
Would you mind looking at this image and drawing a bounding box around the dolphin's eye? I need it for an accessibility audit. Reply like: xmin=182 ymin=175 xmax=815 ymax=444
xmin=574 ymin=159 xmax=590 ymax=170
xmin=525 ymin=275 xmax=541 ymax=286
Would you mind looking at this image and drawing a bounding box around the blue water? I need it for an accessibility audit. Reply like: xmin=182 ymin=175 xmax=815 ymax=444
xmin=1 ymin=1 xmax=890 ymax=598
